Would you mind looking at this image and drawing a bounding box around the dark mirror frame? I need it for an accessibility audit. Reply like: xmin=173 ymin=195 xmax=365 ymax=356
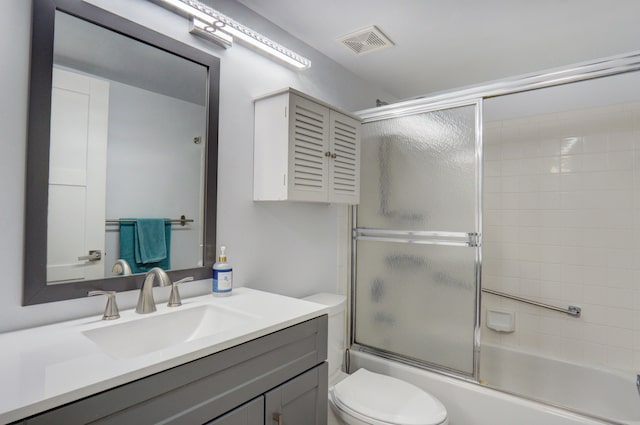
xmin=24 ymin=0 xmax=219 ymax=305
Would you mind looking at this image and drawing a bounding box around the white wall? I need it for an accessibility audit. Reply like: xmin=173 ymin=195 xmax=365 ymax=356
xmin=105 ymin=80 xmax=206 ymax=276
xmin=0 ymin=0 xmax=394 ymax=333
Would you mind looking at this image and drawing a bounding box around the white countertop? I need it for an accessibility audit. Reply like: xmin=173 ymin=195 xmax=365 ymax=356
xmin=0 ymin=287 xmax=328 ymax=423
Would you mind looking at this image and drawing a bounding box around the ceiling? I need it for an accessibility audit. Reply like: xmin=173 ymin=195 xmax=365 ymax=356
xmin=235 ymin=0 xmax=640 ymax=101
xmin=55 ymin=10 xmax=207 ymax=106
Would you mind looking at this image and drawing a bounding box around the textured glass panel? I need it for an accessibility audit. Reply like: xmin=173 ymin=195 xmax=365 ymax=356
xmin=355 ymin=240 xmax=477 ymax=374
xmin=359 ymin=105 xmax=476 ymax=231
xmin=481 ymin=70 xmax=640 ymax=423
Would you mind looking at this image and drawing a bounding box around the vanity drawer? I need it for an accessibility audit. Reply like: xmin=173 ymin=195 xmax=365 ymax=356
xmin=22 ymin=315 xmax=327 ymax=425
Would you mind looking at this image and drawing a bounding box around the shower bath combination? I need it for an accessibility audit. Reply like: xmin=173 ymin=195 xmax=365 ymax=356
xmin=350 ymin=51 xmax=640 ymax=424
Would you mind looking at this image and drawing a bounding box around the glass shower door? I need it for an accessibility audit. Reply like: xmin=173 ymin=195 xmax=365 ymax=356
xmin=353 ymin=102 xmax=481 ymax=376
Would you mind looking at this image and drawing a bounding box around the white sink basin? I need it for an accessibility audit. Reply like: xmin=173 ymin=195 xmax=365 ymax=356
xmin=82 ymin=304 xmax=256 ymax=359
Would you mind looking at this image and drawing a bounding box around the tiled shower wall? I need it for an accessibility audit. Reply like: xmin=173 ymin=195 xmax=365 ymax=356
xmin=482 ymin=102 xmax=640 ymax=372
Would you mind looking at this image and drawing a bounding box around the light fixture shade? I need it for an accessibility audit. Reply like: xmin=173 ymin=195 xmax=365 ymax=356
xmin=150 ymin=0 xmax=311 ymax=70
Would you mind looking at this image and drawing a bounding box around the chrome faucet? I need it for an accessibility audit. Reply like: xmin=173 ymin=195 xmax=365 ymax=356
xmin=136 ymin=267 xmax=171 ymax=314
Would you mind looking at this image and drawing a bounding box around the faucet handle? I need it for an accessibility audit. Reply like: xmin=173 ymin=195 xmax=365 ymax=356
xmin=88 ymin=290 xmax=120 ymax=320
xmin=168 ymin=277 xmax=194 ymax=307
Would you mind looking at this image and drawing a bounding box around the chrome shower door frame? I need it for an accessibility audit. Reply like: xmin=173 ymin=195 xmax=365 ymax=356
xmin=349 ymin=49 xmax=640 ymax=423
xmin=350 ymin=98 xmax=483 ymax=381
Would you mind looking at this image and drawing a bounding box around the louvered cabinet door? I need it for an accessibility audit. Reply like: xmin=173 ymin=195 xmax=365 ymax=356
xmin=254 ymin=88 xmax=361 ymax=204
xmin=328 ymin=111 xmax=360 ymax=204
xmin=287 ymin=94 xmax=330 ymax=202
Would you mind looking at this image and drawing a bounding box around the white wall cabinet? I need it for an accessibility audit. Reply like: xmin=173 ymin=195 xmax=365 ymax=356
xmin=253 ymin=88 xmax=361 ymax=204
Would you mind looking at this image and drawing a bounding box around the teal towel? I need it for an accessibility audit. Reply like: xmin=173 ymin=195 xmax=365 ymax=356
xmin=119 ymin=219 xmax=171 ymax=274
xmin=135 ymin=218 xmax=167 ymax=264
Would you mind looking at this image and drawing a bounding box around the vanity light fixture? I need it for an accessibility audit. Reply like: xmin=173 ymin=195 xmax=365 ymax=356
xmin=150 ymin=0 xmax=311 ymax=70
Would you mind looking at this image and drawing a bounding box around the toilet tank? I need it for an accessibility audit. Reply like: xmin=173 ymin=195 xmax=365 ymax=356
xmin=302 ymin=293 xmax=346 ymax=378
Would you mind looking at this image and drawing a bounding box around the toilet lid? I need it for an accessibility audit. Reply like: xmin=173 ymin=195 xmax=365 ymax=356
xmin=330 ymin=368 xmax=447 ymax=425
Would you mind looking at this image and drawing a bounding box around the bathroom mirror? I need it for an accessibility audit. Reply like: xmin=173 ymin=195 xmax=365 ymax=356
xmin=24 ymin=0 xmax=220 ymax=305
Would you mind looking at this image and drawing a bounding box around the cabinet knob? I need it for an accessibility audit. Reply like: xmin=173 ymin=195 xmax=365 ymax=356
xmin=325 ymin=151 xmax=331 ymax=157
xmin=272 ymin=412 xmax=283 ymax=425
xmin=331 ymin=153 xmax=337 ymax=159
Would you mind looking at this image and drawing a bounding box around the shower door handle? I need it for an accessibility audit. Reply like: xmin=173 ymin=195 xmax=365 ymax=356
xmin=354 ymin=229 xmax=481 ymax=247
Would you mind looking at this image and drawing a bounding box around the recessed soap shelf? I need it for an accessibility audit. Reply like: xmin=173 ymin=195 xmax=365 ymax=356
xmin=486 ymin=308 xmax=515 ymax=333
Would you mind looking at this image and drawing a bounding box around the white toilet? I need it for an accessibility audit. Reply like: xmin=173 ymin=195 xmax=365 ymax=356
xmin=303 ymin=293 xmax=448 ymax=425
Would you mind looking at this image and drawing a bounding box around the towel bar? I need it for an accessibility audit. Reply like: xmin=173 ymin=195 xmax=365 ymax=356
xmin=105 ymin=215 xmax=193 ymax=227
xmin=482 ymin=288 xmax=581 ymax=317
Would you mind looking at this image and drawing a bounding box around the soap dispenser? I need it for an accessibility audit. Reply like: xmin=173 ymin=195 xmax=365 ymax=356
xmin=212 ymin=246 xmax=233 ymax=296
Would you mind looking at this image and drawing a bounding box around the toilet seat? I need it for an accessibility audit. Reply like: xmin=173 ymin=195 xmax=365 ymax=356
xmin=329 ymin=368 xmax=448 ymax=425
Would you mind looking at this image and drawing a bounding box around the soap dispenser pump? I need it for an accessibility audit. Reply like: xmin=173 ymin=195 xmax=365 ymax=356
xmin=212 ymin=246 xmax=233 ymax=296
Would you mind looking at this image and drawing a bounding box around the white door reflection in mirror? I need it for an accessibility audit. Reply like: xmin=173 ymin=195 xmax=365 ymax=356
xmin=47 ymin=68 xmax=109 ymax=283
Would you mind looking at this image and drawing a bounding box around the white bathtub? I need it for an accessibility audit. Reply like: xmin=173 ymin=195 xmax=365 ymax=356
xmin=480 ymin=343 xmax=640 ymax=425
xmin=349 ymin=349 xmax=629 ymax=425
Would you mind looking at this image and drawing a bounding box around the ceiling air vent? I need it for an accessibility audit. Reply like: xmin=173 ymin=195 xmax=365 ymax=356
xmin=337 ymin=25 xmax=394 ymax=56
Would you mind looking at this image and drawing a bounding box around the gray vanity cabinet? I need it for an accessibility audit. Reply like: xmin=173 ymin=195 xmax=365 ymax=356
xmin=208 ymin=362 xmax=328 ymax=425
xmin=265 ymin=362 xmax=328 ymax=425
xmin=18 ymin=316 xmax=327 ymax=425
